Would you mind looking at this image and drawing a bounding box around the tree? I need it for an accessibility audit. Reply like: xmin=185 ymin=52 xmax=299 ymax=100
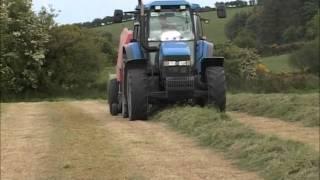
xmin=0 ymin=0 xmax=55 ymax=95
xmin=102 ymin=16 xmax=113 ymax=24
xmin=225 ymin=11 xmax=251 ymax=40
xmin=305 ymin=11 xmax=320 ymax=40
xmin=92 ymin=18 xmax=103 ymax=27
xmin=225 ymin=0 xmax=319 ymax=46
xmin=225 ymin=0 xmax=248 ymax=7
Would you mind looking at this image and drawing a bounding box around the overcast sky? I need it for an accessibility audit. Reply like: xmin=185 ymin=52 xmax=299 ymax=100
xmin=32 ymin=0 xmax=229 ymax=24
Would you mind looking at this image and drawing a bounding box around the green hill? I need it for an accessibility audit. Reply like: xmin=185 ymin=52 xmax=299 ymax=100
xmin=260 ymin=54 xmax=298 ymax=73
xmin=93 ymin=7 xmax=253 ymax=46
xmin=201 ymin=7 xmax=252 ymax=44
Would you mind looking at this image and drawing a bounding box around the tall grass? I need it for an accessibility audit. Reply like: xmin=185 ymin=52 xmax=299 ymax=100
xmin=227 ymin=93 xmax=320 ymax=126
xmin=152 ymin=106 xmax=319 ymax=180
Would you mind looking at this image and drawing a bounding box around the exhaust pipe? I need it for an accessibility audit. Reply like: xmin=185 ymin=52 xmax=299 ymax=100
xmin=138 ymin=0 xmax=144 ymax=16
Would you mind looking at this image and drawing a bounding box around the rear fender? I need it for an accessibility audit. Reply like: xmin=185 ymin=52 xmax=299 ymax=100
xmin=124 ymin=42 xmax=144 ymax=62
xmin=119 ymin=42 xmax=144 ymax=83
xmin=122 ymin=58 xmax=147 ymax=105
xmin=123 ymin=42 xmax=146 ymax=82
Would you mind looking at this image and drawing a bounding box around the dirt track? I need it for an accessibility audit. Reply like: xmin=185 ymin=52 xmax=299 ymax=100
xmin=1 ymin=101 xmax=260 ymax=180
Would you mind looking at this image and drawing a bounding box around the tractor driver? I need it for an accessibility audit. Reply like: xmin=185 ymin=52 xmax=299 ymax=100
xmin=159 ymin=14 xmax=176 ymax=31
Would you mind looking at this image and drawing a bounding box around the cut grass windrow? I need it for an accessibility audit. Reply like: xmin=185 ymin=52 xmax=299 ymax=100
xmin=227 ymin=93 xmax=320 ymax=127
xmin=152 ymin=106 xmax=319 ymax=180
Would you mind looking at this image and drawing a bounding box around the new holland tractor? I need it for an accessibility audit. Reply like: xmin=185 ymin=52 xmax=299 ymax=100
xmin=108 ymin=0 xmax=227 ymax=120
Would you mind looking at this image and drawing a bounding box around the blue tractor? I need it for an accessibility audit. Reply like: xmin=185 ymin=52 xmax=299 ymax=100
xmin=108 ymin=0 xmax=227 ymax=120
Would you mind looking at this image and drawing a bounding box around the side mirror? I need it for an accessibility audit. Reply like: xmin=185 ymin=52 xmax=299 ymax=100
xmin=216 ymin=4 xmax=227 ymax=18
xmin=113 ymin=9 xmax=123 ymax=23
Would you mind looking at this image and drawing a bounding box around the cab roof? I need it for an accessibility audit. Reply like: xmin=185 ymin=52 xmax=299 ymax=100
xmin=147 ymin=0 xmax=190 ymax=7
xmin=136 ymin=1 xmax=200 ymax=11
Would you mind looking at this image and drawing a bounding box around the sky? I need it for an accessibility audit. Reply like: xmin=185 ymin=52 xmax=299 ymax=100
xmin=32 ymin=0 xmax=227 ymax=24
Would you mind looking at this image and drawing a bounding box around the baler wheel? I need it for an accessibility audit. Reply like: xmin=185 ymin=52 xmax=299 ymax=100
xmin=206 ymin=67 xmax=226 ymax=112
xmin=108 ymin=79 xmax=119 ymax=116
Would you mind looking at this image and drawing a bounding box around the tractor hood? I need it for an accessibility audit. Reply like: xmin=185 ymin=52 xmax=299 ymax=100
xmin=160 ymin=42 xmax=191 ymax=59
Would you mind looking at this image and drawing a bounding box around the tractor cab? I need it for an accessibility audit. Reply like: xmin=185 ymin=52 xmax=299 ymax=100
xmin=142 ymin=2 xmax=197 ymax=79
xmin=147 ymin=4 xmax=194 ymax=42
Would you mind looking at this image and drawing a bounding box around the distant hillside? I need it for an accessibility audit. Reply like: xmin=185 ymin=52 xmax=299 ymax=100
xmin=200 ymin=7 xmax=253 ymax=44
xmin=93 ymin=7 xmax=253 ymax=46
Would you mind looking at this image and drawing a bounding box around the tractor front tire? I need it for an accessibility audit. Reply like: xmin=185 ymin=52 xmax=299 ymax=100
xmin=206 ymin=67 xmax=226 ymax=111
xmin=126 ymin=68 xmax=148 ymax=120
xmin=108 ymin=79 xmax=119 ymax=116
xmin=121 ymin=96 xmax=128 ymax=118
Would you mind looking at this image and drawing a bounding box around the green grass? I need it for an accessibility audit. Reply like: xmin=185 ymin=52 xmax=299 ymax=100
xmin=94 ymin=21 xmax=132 ymax=46
xmin=227 ymin=93 xmax=320 ymax=127
xmin=260 ymin=54 xmax=298 ymax=73
xmin=93 ymin=7 xmax=253 ymax=45
xmin=201 ymin=7 xmax=253 ymax=44
xmin=152 ymin=106 xmax=319 ymax=180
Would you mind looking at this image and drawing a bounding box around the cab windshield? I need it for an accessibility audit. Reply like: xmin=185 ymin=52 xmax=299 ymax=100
xmin=149 ymin=10 xmax=194 ymax=41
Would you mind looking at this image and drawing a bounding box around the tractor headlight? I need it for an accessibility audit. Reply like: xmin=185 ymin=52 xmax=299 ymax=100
xmin=163 ymin=60 xmax=191 ymax=66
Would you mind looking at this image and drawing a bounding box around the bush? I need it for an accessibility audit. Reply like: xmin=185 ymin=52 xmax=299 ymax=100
xmin=216 ymin=43 xmax=259 ymax=81
xmin=228 ymin=72 xmax=319 ymax=93
xmin=282 ymin=26 xmax=304 ymax=43
xmin=234 ymin=29 xmax=257 ymax=48
xmin=289 ymin=40 xmax=319 ymax=74
xmin=216 ymin=43 xmax=318 ymax=93
xmin=41 ymin=25 xmax=115 ymax=95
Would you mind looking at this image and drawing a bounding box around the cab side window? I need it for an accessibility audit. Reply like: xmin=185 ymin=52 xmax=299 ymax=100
xmin=133 ymin=23 xmax=140 ymax=41
xmin=194 ymin=15 xmax=203 ymax=40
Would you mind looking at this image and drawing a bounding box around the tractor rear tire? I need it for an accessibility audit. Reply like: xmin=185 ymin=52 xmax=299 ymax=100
xmin=206 ymin=67 xmax=226 ymax=112
xmin=127 ymin=68 xmax=148 ymax=120
xmin=111 ymin=103 xmax=119 ymax=116
xmin=108 ymin=79 xmax=119 ymax=116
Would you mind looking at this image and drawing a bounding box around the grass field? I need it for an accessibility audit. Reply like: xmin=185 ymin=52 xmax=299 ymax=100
xmin=152 ymin=106 xmax=319 ymax=180
xmin=260 ymin=54 xmax=298 ymax=73
xmin=227 ymin=93 xmax=320 ymax=127
xmin=93 ymin=7 xmax=253 ymax=46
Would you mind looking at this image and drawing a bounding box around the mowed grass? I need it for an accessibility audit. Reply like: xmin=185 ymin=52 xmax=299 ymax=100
xmin=93 ymin=7 xmax=253 ymax=45
xmin=260 ymin=54 xmax=298 ymax=73
xmin=152 ymin=106 xmax=319 ymax=180
xmin=227 ymin=93 xmax=320 ymax=127
xmin=45 ymin=102 xmax=143 ymax=179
